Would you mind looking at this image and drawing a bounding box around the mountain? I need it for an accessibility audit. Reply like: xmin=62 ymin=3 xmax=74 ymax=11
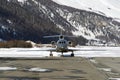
xmin=52 ymin=0 xmax=120 ymax=19
xmin=0 ymin=0 xmax=120 ymax=45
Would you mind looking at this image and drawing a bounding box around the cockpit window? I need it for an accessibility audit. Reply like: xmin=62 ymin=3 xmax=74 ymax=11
xmin=59 ymin=41 xmax=66 ymax=44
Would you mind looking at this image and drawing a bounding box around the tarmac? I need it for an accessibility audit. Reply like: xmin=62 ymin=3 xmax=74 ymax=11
xmin=0 ymin=57 xmax=120 ymax=80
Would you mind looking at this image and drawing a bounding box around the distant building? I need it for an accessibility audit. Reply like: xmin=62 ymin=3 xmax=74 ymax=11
xmin=86 ymin=39 xmax=106 ymax=46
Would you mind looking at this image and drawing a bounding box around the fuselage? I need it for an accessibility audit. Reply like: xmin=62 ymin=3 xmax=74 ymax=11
xmin=44 ymin=34 xmax=74 ymax=56
xmin=56 ymin=39 xmax=68 ymax=52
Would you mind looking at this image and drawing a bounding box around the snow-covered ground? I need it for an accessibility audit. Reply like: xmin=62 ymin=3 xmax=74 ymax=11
xmin=0 ymin=46 xmax=120 ymax=58
xmin=52 ymin=0 xmax=120 ymax=19
xmin=0 ymin=67 xmax=17 ymax=71
xmin=109 ymin=78 xmax=120 ymax=80
xmin=0 ymin=66 xmax=51 ymax=72
xmin=17 ymin=0 xmax=27 ymax=3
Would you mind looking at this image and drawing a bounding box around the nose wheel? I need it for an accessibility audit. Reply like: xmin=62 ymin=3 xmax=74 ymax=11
xmin=71 ymin=51 xmax=74 ymax=57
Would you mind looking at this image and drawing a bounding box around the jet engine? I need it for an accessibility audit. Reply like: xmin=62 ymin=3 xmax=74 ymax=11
xmin=68 ymin=41 xmax=72 ymax=46
xmin=51 ymin=41 xmax=56 ymax=47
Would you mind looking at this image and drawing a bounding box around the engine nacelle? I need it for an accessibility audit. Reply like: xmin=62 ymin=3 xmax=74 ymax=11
xmin=68 ymin=41 xmax=72 ymax=46
xmin=51 ymin=41 xmax=56 ymax=45
xmin=51 ymin=41 xmax=56 ymax=48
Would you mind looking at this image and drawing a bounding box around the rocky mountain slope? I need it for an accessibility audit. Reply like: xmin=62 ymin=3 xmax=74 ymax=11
xmin=0 ymin=0 xmax=120 ymax=45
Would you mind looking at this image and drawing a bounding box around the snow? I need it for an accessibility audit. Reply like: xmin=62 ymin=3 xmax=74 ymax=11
xmin=0 ymin=67 xmax=17 ymax=71
xmin=32 ymin=0 xmax=39 ymax=5
xmin=72 ymin=27 xmax=96 ymax=40
xmin=0 ymin=38 xmax=3 ymax=41
xmin=113 ymin=18 xmax=120 ymax=22
xmin=0 ymin=47 xmax=120 ymax=58
xmin=26 ymin=40 xmax=36 ymax=47
xmin=1 ymin=26 xmax=6 ymax=30
xmin=57 ymin=24 xmax=65 ymax=31
xmin=98 ymin=68 xmax=112 ymax=72
xmin=89 ymin=59 xmax=98 ymax=64
xmin=7 ymin=19 xmax=12 ymax=24
xmin=52 ymin=0 xmax=120 ymax=19
xmin=109 ymin=78 xmax=120 ymax=80
xmin=7 ymin=0 xmax=10 ymax=2
xmin=27 ymin=67 xmax=50 ymax=72
xmin=0 ymin=48 xmax=51 ymax=58
xmin=17 ymin=0 xmax=27 ymax=3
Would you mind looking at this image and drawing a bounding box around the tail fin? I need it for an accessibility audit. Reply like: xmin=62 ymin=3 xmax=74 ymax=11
xmin=60 ymin=29 xmax=63 ymax=35
xmin=43 ymin=30 xmax=63 ymax=38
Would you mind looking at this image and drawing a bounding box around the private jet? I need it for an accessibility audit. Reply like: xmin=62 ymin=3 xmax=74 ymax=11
xmin=43 ymin=33 xmax=78 ymax=57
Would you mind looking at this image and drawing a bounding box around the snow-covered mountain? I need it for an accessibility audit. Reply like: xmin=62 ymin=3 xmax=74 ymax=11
xmin=51 ymin=0 xmax=120 ymax=44
xmin=51 ymin=0 xmax=120 ymax=43
xmin=52 ymin=0 xmax=120 ymax=19
xmin=0 ymin=0 xmax=120 ymax=45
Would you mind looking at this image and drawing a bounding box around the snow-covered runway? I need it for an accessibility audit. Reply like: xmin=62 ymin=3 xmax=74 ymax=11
xmin=0 ymin=46 xmax=120 ymax=58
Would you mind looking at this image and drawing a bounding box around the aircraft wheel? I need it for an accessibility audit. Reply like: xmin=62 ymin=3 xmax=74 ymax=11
xmin=71 ymin=53 xmax=74 ymax=57
xmin=50 ymin=53 xmax=53 ymax=56
xmin=50 ymin=51 xmax=53 ymax=56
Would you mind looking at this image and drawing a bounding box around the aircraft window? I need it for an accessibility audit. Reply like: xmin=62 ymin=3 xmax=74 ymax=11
xmin=59 ymin=42 xmax=61 ymax=44
xmin=59 ymin=41 xmax=66 ymax=44
xmin=61 ymin=41 xmax=65 ymax=44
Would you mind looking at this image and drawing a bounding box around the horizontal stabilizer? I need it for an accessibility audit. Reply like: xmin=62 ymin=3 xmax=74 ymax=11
xmin=43 ymin=35 xmax=60 ymax=38
xmin=43 ymin=35 xmax=76 ymax=38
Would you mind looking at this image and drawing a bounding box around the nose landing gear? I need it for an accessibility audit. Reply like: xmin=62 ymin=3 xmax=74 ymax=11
xmin=71 ymin=51 xmax=74 ymax=57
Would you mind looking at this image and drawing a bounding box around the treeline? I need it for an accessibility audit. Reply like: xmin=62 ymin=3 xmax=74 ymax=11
xmin=0 ymin=0 xmax=59 ymax=43
xmin=0 ymin=40 xmax=32 ymax=48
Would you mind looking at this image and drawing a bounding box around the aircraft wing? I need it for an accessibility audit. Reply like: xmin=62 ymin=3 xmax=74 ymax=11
xmin=18 ymin=48 xmax=106 ymax=52
xmin=41 ymin=48 xmax=56 ymax=52
xmin=18 ymin=48 xmax=57 ymax=52
xmin=67 ymin=48 xmax=106 ymax=52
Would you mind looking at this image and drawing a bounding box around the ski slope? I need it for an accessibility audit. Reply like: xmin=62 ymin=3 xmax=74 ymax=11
xmin=52 ymin=0 xmax=120 ymax=19
xmin=0 ymin=46 xmax=120 ymax=58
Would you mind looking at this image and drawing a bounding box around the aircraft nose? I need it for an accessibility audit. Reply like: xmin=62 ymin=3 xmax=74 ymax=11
xmin=61 ymin=47 xmax=64 ymax=49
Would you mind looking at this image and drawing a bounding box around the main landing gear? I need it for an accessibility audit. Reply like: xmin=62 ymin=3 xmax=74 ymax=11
xmin=50 ymin=51 xmax=53 ymax=56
